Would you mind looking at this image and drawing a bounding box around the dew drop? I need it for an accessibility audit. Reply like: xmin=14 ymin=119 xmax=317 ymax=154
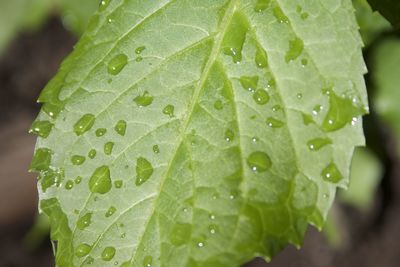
xmin=135 ymin=157 xmax=153 ymax=186
xmin=255 ymin=46 xmax=268 ymax=68
xmin=222 ymin=12 xmax=249 ymax=63
xmin=108 ymin=54 xmax=128 ymax=75
xmin=75 ymin=243 xmax=92 ymax=257
xmin=88 ymin=165 xmax=112 ymax=194
xmin=152 ymin=145 xmax=160 ymax=154
xmin=134 ymin=91 xmax=153 ymax=107
xmin=273 ymin=6 xmax=289 ymax=23
xmin=77 ymin=212 xmax=92 ymax=230
xmin=254 ymin=0 xmax=270 ymax=12
xmin=266 ymin=117 xmax=284 ymax=128
xmin=88 ymin=149 xmax=97 ymax=159
xmin=115 ymin=120 xmax=127 ymax=136
xmin=240 ymin=76 xmax=259 ymax=92
xmin=253 ymin=89 xmax=270 ymax=105
xmin=71 ymin=155 xmax=86 ymax=165
xmin=321 ymin=90 xmax=365 ymax=132
xmin=285 ymin=38 xmax=304 ymax=62
xmin=247 ymin=151 xmax=272 ymax=172
xmin=104 ymin=142 xmax=114 ymax=155
xmin=209 ymin=214 xmax=216 ymax=220
xmin=30 ymin=148 xmax=52 ymax=172
xmin=105 ymin=206 xmax=117 ymax=217
xmin=101 ymin=247 xmax=116 ymax=261
xmin=96 ymin=128 xmax=107 ymax=137
xmin=208 ymin=224 xmax=218 ymax=234
xmin=301 ymin=58 xmax=308 ymax=66
xmin=162 ymin=104 xmax=175 ymax=117
xmin=301 ymin=12 xmax=309 ymax=20
xmin=114 ymin=180 xmax=123 ymax=188
xmin=321 ymin=162 xmax=343 ymax=183
xmin=224 ymin=129 xmax=234 ymax=142
xmin=302 ymin=113 xmax=314 ymax=125
xmin=143 ymin=255 xmax=152 ymax=267
xmin=312 ymin=105 xmax=323 ymax=115
xmin=74 ymin=114 xmax=95 ymax=136
xmin=99 ymin=0 xmax=110 ymax=11
xmin=297 ymin=93 xmax=303 ymax=99
xmin=135 ymin=46 xmax=146 ymax=54
xmin=83 ymin=256 xmax=94 ymax=265
xmin=272 ymin=105 xmax=281 ymax=112
xmin=65 ymin=180 xmax=74 ymax=190
xmin=29 ymin=121 xmax=54 ymax=138
xmin=214 ymin=100 xmax=223 ymax=110
xmin=136 ymin=56 xmax=143 ymax=62
xmin=75 ymin=176 xmax=82 ymax=184
xmin=307 ymin=138 xmax=332 ymax=151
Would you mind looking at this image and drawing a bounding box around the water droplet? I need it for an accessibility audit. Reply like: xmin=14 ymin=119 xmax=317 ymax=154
xmin=30 ymin=148 xmax=52 ymax=172
xmin=105 ymin=206 xmax=117 ymax=217
xmin=143 ymin=255 xmax=152 ymax=267
xmin=77 ymin=212 xmax=92 ymax=230
xmin=135 ymin=46 xmax=146 ymax=54
xmin=252 ymin=137 xmax=259 ymax=143
xmin=312 ymin=105 xmax=323 ymax=115
xmin=209 ymin=214 xmax=216 ymax=220
xmin=254 ymin=0 xmax=270 ymax=12
xmin=321 ymin=162 xmax=343 ymax=183
xmin=101 ymin=247 xmax=116 ymax=261
xmin=115 ymin=120 xmax=127 ymax=136
xmin=162 ymin=104 xmax=175 ymax=117
xmin=75 ymin=176 xmax=82 ymax=184
xmin=323 ymin=193 xmax=329 ymax=199
xmin=285 ymin=38 xmax=304 ymax=62
xmin=240 ymin=76 xmax=259 ymax=92
xmin=136 ymin=56 xmax=143 ymax=62
xmin=170 ymin=223 xmax=191 ymax=246
xmin=152 ymin=145 xmax=160 ymax=154
xmin=247 ymin=151 xmax=272 ymax=172
xmin=29 ymin=121 xmax=54 ymax=138
xmin=71 ymin=155 xmax=86 ymax=165
xmin=224 ymin=129 xmax=234 ymax=142
xmin=89 ymin=165 xmax=112 ymax=194
xmin=120 ymin=261 xmax=131 ymax=267
xmin=322 ymin=90 xmax=365 ymax=132
xmin=301 ymin=12 xmax=309 ymax=20
xmin=302 ymin=113 xmax=314 ymax=125
xmin=104 ymin=142 xmax=114 ymax=155
xmin=301 ymin=58 xmax=308 ymax=66
xmin=222 ymin=12 xmax=249 ymax=63
xmin=208 ymin=224 xmax=218 ymax=234
xmin=273 ymin=6 xmax=289 ymax=23
xmin=65 ymin=180 xmax=74 ymax=190
xmin=213 ymin=100 xmax=223 ymax=110
xmin=75 ymin=243 xmax=92 ymax=257
xmin=253 ymin=89 xmax=270 ymax=105
xmin=114 ymin=180 xmax=123 ymax=188
xmin=307 ymin=138 xmax=332 ymax=151
xmin=197 ymin=242 xmax=205 ymax=248
xmin=135 ymin=157 xmax=153 ymax=186
xmin=99 ymin=0 xmax=110 ymax=11
xmin=42 ymin=103 xmax=63 ymax=119
xmin=96 ymin=128 xmax=107 ymax=137
xmin=88 ymin=149 xmax=97 ymax=159
xmin=266 ymin=117 xmax=284 ymax=128
xmin=108 ymin=54 xmax=128 ymax=75
xmin=255 ymin=46 xmax=268 ymax=68
xmin=83 ymin=256 xmax=94 ymax=265
xmin=297 ymin=93 xmax=303 ymax=99
xmin=74 ymin=114 xmax=95 ymax=136
xmin=134 ymin=91 xmax=153 ymax=107
xmin=272 ymin=105 xmax=281 ymax=112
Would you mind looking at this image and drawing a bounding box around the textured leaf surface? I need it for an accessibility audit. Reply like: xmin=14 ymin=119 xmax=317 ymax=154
xmin=374 ymin=38 xmax=400 ymax=153
xmin=31 ymin=0 xmax=368 ymax=266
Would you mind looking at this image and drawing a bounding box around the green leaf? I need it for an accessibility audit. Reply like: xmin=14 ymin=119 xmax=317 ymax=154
xmin=339 ymin=147 xmax=382 ymax=211
xmin=57 ymin=0 xmax=100 ymax=35
xmin=367 ymin=0 xmax=400 ymax=27
xmin=352 ymin=0 xmax=391 ymax=46
xmin=0 ymin=0 xmax=52 ymax=54
xmin=374 ymin=38 xmax=400 ymax=154
xmin=32 ymin=1 xmax=368 ymax=266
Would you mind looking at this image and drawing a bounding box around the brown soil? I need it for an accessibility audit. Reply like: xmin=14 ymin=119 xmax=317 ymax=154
xmin=0 ymin=18 xmax=399 ymax=267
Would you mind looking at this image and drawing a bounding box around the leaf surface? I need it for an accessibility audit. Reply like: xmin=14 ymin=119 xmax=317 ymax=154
xmin=31 ymin=0 xmax=368 ymax=266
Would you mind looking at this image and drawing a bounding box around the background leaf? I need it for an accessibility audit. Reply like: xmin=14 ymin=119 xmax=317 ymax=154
xmin=31 ymin=1 xmax=368 ymax=266
xmin=367 ymin=0 xmax=400 ymax=27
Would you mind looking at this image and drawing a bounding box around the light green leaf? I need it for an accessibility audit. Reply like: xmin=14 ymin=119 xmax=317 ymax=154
xmin=339 ymin=147 xmax=382 ymax=211
xmin=374 ymin=38 xmax=400 ymax=154
xmin=31 ymin=1 xmax=368 ymax=266
xmin=352 ymin=0 xmax=391 ymax=46
xmin=0 ymin=0 xmax=52 ymax=54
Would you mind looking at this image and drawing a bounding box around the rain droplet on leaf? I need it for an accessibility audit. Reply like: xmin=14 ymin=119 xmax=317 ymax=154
xmin=135 ymin=157 xmax=153 ymax=186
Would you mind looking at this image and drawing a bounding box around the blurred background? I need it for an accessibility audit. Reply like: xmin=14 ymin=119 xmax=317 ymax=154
xmin=0 ymin=0 xmax=399 ymax=266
